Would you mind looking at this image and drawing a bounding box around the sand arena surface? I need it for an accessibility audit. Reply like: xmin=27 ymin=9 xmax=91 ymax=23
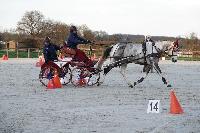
xmin=0 ymin=59 xmax=200 ymax=133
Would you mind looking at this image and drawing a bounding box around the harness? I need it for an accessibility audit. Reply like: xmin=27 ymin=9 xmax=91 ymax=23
xmin=104 ymin=53 xmax=144 ymax=75
xmin=103 ymin=42 xmax=177 ymax=75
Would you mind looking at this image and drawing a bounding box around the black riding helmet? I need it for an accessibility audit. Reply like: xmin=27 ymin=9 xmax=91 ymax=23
xmin=70 ymin=25 xmax=77 ymax=33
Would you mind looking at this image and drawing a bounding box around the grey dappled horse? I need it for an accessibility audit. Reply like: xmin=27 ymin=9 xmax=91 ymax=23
xmin=96 ymin=40 xmax=179 ymax=88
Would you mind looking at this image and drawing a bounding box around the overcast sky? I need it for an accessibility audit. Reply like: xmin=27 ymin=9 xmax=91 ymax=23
xmin=0 ymin=0 xmax=199 ymax=37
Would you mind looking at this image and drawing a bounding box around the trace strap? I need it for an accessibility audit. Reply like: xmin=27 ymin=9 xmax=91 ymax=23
xmin=104 ymin=53 xmax=143 ymax=75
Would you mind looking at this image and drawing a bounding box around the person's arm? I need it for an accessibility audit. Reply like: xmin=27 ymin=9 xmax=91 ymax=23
xmin=43 ymin=47 xmax=49 ymax=63
xmin=75 ymin=34 xmax=91 ymax=44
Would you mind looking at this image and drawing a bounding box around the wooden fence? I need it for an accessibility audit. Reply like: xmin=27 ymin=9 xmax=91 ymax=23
xmin=1 ymin=47 xmax=200 ymax=60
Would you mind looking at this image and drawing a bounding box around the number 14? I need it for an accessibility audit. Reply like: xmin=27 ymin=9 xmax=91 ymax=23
xmin=147 ymin=100 xmax=160 ymax=113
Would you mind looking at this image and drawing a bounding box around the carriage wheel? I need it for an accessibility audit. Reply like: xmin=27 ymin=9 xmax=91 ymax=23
xmin=71 ymin=67 xmax=88 ymax=87
xmin=87 ymin=71 xmax=100 ymax=86
xmin=60 ymin=66 xmax=72 ymax=85
xmin=39 ymin=66 xmax=56 ymax=87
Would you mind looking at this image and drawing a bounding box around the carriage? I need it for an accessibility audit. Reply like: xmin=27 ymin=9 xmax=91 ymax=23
xmin=39 ymin=47 xmax=101 ymax=87
xmin=39 ymin=40 xmax=179 ymax=88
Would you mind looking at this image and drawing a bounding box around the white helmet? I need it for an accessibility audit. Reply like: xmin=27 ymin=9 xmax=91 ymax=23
xmin=145 ymin=35 xmax=151 ymax=41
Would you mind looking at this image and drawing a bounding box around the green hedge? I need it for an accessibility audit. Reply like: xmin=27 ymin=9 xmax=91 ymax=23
xmin=165 ymin=56 xmax=200 ymax=61
xmin=0 ymin=50 xmax=41 ymax=58
xmin=177 ymin=56 xmax=200 ymax=61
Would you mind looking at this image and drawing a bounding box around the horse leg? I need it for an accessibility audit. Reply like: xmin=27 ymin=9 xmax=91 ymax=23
xmin=133 ymin=64 xmax=151 ymax=86
xmin=120 ymin=64 xmax=134 ymax=88
xmin=153 ymin=62 xmax=172 ymax=87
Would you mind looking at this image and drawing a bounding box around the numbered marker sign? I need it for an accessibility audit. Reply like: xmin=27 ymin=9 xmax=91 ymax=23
xmin=147 ymin=100 xmax=160 ymax=113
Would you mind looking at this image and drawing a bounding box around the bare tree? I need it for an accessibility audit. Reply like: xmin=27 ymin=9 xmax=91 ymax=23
xmin=0 ymin=29 xmax=19 ymax=42
xmin=17 ymin=10 xmax=44 ymax=38
xmin=78 ymin=24 xmax=95 ymax=41
xmin=94 ymin=30 xmax=109 ymax=41
xmin=42 ymin=20 xmax=69 ymax=44
xmin=52 ymin=22 xmax=69 ymax=44
xmin=185 ymin=32 xmax=199 ymax=51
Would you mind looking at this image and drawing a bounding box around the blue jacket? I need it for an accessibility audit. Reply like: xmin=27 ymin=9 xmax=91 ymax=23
xmin=67 ymin=32 xmax=89 ymax=49
xmin=43 ymin=42 xmax=60 ymax=63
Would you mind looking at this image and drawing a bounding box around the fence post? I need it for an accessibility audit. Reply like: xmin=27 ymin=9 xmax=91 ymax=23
xmin=38 ymin=49 xmax=40 ymax=58
xmin=16 ymin=48 xmax=18 ymax=58
xmin=6 ymin=49 xmax=8 ymax=57
xmin=192 ymin=51 xmax=194 ymax=61
xmin=28 ymin=48 xmax=30 ymax=58
xmin=16 ymin=42 xmax=19 ymax=58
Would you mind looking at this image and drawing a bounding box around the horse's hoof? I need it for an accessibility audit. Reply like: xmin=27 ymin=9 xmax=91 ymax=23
xmin=129 ymin=85 xmax=133 ymax=88
xmin=167 ymin=84 xmax=172 ymax=87
xmin=134 ymin=82 xmax=137 ymax=86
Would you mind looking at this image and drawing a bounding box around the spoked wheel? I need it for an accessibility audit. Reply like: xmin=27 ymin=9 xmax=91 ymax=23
xmin=60 ymin=66 xmax=72 ymax=85
xmin=39 ymin=66 xmax=56 ymax=87
xmin=71 ymin=67 xmax=89 ymax=87
xmin=87 ymin=70 xmax=100 ymax=86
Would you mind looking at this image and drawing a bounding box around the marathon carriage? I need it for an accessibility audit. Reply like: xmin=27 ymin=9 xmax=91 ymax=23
xmin=39 ymin=39 xmax=179 ymax=88
xmin=39 ymin=46 xmax=101 ymax=87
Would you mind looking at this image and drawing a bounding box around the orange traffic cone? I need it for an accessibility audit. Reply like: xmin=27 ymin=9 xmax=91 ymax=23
xmin=91 ymin=53 xmax=97 ymax=61
xmin=35 ymin=62 xmax=41 ymax=67
xmin=39 ymin=58 xmax=44 ymax=66
xmin=2 ymin=55 xmax=8 ymax=60
xmin=170 ymin=90 xmax=183 ymax=114
xmin=5 ymin=55 xmax=8 ymax=60
xmin=78 ymin=78 xmax=87 ymax=86
xmin=35 ymin=58 xmax=44 ymax=67
xmin=47 ymin=79 xmax=55 ymax=89
xmin=52 ymin=71 xmax=62 ymax=88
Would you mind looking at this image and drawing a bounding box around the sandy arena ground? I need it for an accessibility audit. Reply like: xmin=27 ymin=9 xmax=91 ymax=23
xmin=0 ymin=59 xmax=200 ymax=133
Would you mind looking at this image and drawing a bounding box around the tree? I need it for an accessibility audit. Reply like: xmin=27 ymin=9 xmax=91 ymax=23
xmin=17 ymin=10 xmax=44 ymax=38
xmin=185 ymin=32 xmax=199 ymax=51
xmin=41 ymin=20 xmax=69 ymax=44
xmin=78 ymin=24 xmax=95 ymax=41
xmin=0 ymin=32 xmax=3 ymax=41
xmin=190 ymin=33 xmax=199 ymax=50
xmin=51 ymin=22 xmax=69 ymax=44
xmin=94 ymin=31 xmax=109 ymax=41
xmin=0 ymin=29 xmax=19 ymax=42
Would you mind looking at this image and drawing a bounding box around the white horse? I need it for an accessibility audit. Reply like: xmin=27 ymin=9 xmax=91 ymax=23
xmin=96 ymin=40 xmax=179 ymax=88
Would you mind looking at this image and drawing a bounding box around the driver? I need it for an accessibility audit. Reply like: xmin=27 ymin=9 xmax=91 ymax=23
xmin=42 ymin=37 xmax=62 ymax=74
xmin=65 ymin=25 xmax=95 ymax=67
xmin=43 ymin=37 xmax=60 ymax=63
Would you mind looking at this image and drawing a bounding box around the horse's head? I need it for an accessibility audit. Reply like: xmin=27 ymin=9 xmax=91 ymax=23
xmin=162 ymin=40 xmax=179 ymax=62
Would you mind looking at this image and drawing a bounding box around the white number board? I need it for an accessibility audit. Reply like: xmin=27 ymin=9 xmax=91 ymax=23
xmin=147 ymin=100 xmax=160 ymax=113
